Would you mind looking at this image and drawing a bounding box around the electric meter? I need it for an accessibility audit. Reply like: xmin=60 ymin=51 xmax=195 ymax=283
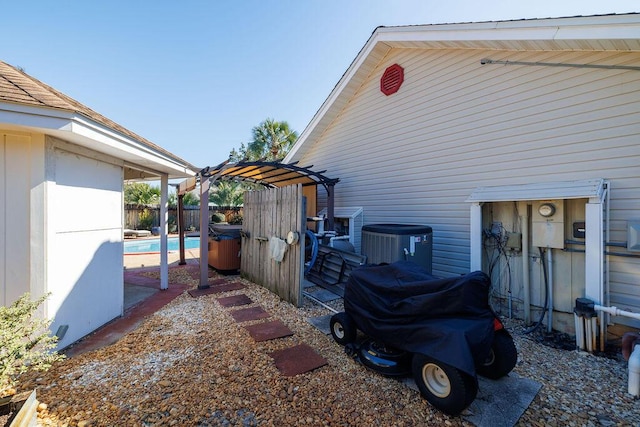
xmin=537 ymin=202 xmax=556 ymax=218
xmin=532 ymin=200 xmax=565 ymax=248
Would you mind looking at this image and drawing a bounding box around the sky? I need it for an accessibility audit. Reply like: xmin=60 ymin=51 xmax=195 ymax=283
xmin=1 ymin=1 xmax=638 ymax=169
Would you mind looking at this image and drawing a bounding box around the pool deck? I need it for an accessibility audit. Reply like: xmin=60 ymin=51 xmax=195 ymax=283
xmin=124 ymin=234 xmax=201 ymax=269
xmin=124 ymin=247 xmax=201 ymax=269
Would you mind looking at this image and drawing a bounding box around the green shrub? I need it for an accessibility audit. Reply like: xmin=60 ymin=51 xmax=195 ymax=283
xmin=138 ymin=209 xmax=154 ymax=230
xmin=229 ymin=214 xmax=243 ymax=225
xmin=0 ymin=293 xmax=65 ymax=397
xmin=211 ymin=212 xmax=226 ymax=223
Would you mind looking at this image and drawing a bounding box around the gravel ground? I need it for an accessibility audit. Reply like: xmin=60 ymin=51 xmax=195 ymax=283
xmin=15 ymin=268 xmax=640 ymax=427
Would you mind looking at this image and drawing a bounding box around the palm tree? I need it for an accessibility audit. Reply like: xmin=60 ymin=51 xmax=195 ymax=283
xmin=168 ymin=191 xmax=200 ymax=207
xmin=209 ymin=181 xmax=244 ymax=207
xmin=246 ymin=118 xmax=298 ymax=161
xmin=124 ymin=182 xmax=160 ymax=205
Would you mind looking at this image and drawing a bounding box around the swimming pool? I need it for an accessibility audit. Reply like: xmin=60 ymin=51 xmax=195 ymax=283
xmin=124 ymin=236 xmax=200 ymax=254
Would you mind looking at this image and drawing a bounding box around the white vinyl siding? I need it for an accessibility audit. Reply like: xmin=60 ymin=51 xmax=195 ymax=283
xmin=298 ymin=47 xmax=640 ymax=326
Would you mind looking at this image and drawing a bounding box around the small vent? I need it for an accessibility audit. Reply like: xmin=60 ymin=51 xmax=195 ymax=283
xmin=380 ymin=64 xmax=404 ymax=96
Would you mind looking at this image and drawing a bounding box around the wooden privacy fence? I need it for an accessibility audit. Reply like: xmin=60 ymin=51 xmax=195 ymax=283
xmin=241 ymin=185 xmax=305 ymax=306
xmin=124 ymin=205 xmax=242 ymax=231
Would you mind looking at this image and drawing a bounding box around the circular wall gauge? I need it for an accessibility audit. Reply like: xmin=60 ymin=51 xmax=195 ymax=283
xmin=286 ymin=231 xmax=300 ymax=245
xmin=538 ymin=203 xmax=556 ymax=217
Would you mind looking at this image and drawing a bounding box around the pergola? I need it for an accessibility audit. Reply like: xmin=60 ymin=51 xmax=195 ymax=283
xmin=177 ymin=160 xmax=339 ymax=288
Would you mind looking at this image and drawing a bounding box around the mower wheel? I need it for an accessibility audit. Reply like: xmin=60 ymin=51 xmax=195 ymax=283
xmin=330 ymin=312 xmax=357 ymax=345
xmin=412 ymin=354 xmax=478 ymax=416
xmin=477 ymin=330 xmax=518 ymax=379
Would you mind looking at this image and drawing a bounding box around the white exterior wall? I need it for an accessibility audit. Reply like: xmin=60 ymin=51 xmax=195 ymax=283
xmin=47 ymin=143 xmax=124 ymax=349
xmin=298 ymin=47 xmax=640 ymax=326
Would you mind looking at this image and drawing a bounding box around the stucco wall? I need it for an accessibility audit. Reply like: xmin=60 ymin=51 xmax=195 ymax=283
xmin=47 ymin=145 xmax=124 ymax=349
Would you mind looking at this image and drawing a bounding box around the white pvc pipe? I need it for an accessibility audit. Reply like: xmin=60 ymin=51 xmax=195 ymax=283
xmin=594 ymin=305 xmax=640 ymax=321
xmin=629 ymin=344 xmax=640 ymax=397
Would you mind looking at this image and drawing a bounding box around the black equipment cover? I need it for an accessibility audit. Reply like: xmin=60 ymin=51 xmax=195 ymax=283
xmin=344 ymin=261 xmax=495 ymax=376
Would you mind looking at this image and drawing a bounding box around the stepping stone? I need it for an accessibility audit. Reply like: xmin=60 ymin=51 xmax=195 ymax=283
xmin=463 ymin=373 xmax=542 ymax=427
xmin=244 ymin=319 xmax=293 ymax=342
xmin=217 ymin=294 xmax=253 ymax=307
xmin=188 ymin=282 xmax=245 ymax=297
xmin=269 ymin=344 xmax=328 ymax=376
xmin=306 ymin=314 xmax=332 ymax=335
xmin=397 ymin=372 xmax=542 ymax=427
xmin=230 ymin=306 xmax=271 ymax=323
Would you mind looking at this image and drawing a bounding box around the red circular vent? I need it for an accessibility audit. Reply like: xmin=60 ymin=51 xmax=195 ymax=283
xmin=380 ymin=64 xmax=404 ymax=96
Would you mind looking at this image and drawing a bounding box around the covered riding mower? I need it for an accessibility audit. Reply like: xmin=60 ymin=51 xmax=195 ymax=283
xmin=330 ymin=261 xmax=517 ymax=416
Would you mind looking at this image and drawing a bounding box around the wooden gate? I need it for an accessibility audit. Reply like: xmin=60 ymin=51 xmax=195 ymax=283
xmin=241 ymin=185 xmax=305 ymax=306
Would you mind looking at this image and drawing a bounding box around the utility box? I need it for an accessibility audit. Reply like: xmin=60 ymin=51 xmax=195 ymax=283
xmin=532 ymin=200 xmax=565 ymax=249
xmin=361 ymin=224 xmax=433 ymax=274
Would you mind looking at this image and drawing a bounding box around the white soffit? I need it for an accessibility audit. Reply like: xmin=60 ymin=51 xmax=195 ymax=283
xmin=466 ymin=179 xmax=606 ymax=202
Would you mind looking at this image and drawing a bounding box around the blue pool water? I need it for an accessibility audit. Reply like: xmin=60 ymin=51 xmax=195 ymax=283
xmin=124 ymin=237 xmax=200 ymax=254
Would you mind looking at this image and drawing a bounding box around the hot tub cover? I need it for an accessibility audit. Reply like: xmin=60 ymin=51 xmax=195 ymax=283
xmin=344 ymin=261 xmax=495 ymax=376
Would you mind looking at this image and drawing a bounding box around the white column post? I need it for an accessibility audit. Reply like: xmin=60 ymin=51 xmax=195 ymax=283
xmin=585 ymin=202 xmax=603 ymax=303
xmin=199 ymin=178 xmax=210 ymax=289
xmin=470 ymin=202 xmax=483 ymax=271
xmin=160 ymin=174 xmax=169 ymax=290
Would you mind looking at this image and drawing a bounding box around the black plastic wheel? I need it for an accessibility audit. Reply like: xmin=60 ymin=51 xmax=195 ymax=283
xmin=330 ymin=312 xmax=357 ymax=345
xmin=476 ymin=330 xmax=518 ymax=379
xmin=412 ymin=354 xmax=478 ymax=416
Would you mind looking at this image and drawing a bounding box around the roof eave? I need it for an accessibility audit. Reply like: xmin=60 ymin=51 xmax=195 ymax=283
xmin=0 ymin=101 xmax=197 ymax=179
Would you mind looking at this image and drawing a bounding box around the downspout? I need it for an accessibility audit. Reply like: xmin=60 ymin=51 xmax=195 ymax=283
xmin=326 ymin=183 xmax=335 ymax=231
xmin=601 ymin=183 xmax=610 ymax=351
xmin=547 ymin=247 xmax=553 ymax=333
xmin=519 ymin=202 xmax=530 ymax=324
xmin=583 ymin=180 xmax=609 ymax=351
